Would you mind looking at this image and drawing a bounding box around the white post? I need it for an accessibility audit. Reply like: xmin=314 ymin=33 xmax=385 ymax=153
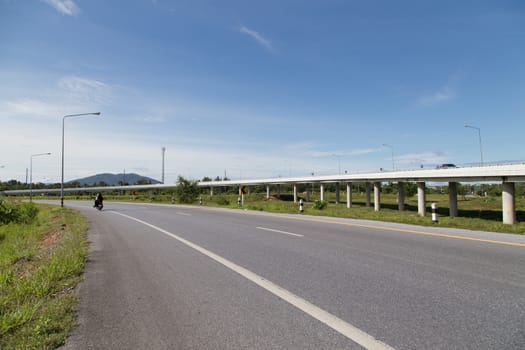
xmin=417 ymin=182 xmax=426 ymax=216
xmin=502 ymin=182 xmax=516 ymax=224
xmin=374 ymin=182 xmax=381 ymax=211
xmin=346 ymin=182 xmax=352 ymax=208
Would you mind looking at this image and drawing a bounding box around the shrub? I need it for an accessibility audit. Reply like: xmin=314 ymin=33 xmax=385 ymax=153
xmin=215 ymin=196 xmax=230 ymax=206
xmin=18 ymin=202 xmax=39 ymax=224
xmin=312 ymin=200 xmax=327 ymax=210
xmin=174 ymin=176 xmax=199 ymax=204
xmin=0 ymin=200 xmax=39 ymax=225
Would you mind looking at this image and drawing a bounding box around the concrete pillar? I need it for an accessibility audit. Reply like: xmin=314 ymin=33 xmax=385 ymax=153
xmin=417 ymin=182 xmax=426 ymax=216
xmin=448 ymin=182 xmax=458 ymax=217
xmin=346 ymin=182 xmax=352 ymax=208
xmin=320 ymin=184 xmax=325 ymax=201
xmin=397 ymin=182 xmax=405 ymax=211
xmin=374 ymin=182 xmax=381 ymax=211
xmin=502 ymin=182 xmax=516 ymax=224
xmin=306 ymin=188 xmax=311 ymax=202
xmin=293 ymin=184 xmax=298 ymax=203
xmin=266 ymin=185 xmax=270 ymax=199
xmin=335 ymin=183 xmax=340 ymax=204
xmin=365 ymin=182 xmax=371 ymax=207
xmin=210 ymin=187 xmax=214 ymax=197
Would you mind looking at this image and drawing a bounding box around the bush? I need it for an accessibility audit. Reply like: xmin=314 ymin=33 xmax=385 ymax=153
xmin=215 ymin=196 xmax=230 ymax=206
xmin=174 ymin=176 xmax=199 ymax=204
xmin=312 ymin=200 xmax=328 ymax=210
xmin=0 ymin=200 xmax=39 ymax=225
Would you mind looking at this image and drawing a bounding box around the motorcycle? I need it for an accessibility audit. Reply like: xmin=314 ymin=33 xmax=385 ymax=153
xmin=94 ymin=198 xmax=104 ymax=211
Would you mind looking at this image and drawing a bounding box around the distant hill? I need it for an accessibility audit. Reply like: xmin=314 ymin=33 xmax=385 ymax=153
xmin=68 ymin=173 xmax=161 ymax=186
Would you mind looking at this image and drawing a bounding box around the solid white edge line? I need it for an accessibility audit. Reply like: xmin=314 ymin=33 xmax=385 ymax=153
xmin=256 ymin=226 xmax=304 ymax=237
xmin=111 ymin=211 xmax=396 ymax=350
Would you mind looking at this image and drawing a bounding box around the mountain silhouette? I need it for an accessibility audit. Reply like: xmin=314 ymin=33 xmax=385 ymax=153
xmin=67 ymin=173 xmax=161 ymax=186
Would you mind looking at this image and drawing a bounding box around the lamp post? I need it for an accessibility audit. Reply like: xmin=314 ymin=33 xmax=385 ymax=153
xmin=464 ymin=124 xmax=483 ymax=166
xmin=61 ymin=112 xmax=101 ymax=207
xmin=382 ymin=144 xmax=395 ymax=171
xmin=30 ymin=153 xmax=51 ymax=202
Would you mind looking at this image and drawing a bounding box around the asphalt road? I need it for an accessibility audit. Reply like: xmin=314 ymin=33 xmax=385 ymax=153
xmin=59 ymin=200 xmax=525 ymax=350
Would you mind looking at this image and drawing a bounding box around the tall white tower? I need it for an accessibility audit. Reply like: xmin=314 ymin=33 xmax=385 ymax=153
xmin=161 ymin=147 xmax=166 ymax=184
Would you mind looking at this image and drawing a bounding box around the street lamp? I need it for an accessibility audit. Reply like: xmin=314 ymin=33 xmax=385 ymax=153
xmin=30 ymin=153 xmax=51 ymax=202
xmin=464 ymin=124 xmax=483 ymax=166
xmin=382 ymin=144 xmax=395 ymax=171
xmin=61 ymin=112 xmax=101 ymax=207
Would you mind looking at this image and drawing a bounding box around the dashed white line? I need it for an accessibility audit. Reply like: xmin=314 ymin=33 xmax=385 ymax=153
xmin=176 ymin=212 xmax=191 ymax=216
xmin=112 ymin=211 xmax=396 ymax=350
xmin=256 ymin=226 xmax=304 ymax=237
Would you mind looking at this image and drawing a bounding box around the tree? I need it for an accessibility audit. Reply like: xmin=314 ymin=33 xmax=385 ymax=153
xmin=135 ymin=179 xmax=151 ymax=185
xmin=174 ymin=176 xmax=199 ymax=204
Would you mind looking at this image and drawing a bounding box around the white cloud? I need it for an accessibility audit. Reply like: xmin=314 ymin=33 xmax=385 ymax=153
xmin=239 ymin=26 xmax=274 ymax=51
xmin=58 ymin=76 xmax=106 ymax=92
xmin=58 ymin=76 xmax=110 ymax=105
xmin=43 ymin=0 xmax=80 ymax=16
xmin=134 ymin=115 xmax=166 ymax=123
xmin=0 ymin=75 xmax=109 ymax=120
xmin=283 ymin=143 xmax=380 ymax=158
xmin=2 ymin=98 xmax=67 ymax=119
xmin=416 ymin=86 xmax=455 ymax=107
xmin=394 ymin=151 xmax=448 ymax=166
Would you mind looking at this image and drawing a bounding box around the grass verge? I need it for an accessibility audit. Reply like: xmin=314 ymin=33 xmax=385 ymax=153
xmin=102 ymin=192 xmax=525 ymax=234
xmin=36 ymin=191 xmax=525 ymax=234
xmin=0 ymin=204 xmax=88 ymax=349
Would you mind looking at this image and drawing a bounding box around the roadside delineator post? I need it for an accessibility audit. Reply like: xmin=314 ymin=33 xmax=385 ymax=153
xmin=199 ymin=196 xmax=202 ymax=205
xmin=299 ymin=199 xmax=304 ymax=213
xmin=431 ymin=202 xmax=438 ymax=223
xmin=237 ymin=196 xmax=241 ymax=207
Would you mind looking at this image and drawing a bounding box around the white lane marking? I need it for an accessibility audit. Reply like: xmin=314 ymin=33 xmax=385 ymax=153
xmin=256 ymin=226 xmax=304 ymax=237
xmin=112 ymin=211 xmax=396 ymax=350
xmin=176 ymin=212 xmax=191 ymax=216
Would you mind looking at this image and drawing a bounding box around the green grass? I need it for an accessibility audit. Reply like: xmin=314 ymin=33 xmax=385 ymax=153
xmin=127 ymin=191 xmax=525 ymax=234
xmin=0 ymin=205 xmax=88 ymax=349
xmin=36 ymin=190 xmax=525 ymax=234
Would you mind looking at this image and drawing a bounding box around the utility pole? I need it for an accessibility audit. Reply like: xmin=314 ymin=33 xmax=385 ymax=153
xmin=161 ymin=147 xmax=166 ymax=184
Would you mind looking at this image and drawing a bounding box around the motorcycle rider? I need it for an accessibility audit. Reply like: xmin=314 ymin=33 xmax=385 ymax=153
xmin=94 ymin=192 xmax=104 ymax=208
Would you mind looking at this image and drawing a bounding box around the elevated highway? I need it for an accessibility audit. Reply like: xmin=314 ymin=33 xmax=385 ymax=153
xmin=3 ymin=163 xmax=525 ymax=224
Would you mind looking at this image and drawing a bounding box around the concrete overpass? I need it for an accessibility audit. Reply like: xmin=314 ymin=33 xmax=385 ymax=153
xmin=202 ymin=163 xmax=525 ymax=225
xmin=3 ymin=163 xmax=525 ymax=224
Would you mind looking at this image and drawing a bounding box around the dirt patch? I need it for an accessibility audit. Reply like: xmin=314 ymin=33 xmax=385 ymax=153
xmin=40 ymin=224 xmax=65 ymax=252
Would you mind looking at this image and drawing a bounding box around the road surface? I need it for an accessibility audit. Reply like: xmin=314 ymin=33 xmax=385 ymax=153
xmin=58 ymin=201 xmax=525 ymax=349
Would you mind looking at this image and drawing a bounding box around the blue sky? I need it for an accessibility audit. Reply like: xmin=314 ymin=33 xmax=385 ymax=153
xmin=1 ymin=0 xmax=524 ymax=183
